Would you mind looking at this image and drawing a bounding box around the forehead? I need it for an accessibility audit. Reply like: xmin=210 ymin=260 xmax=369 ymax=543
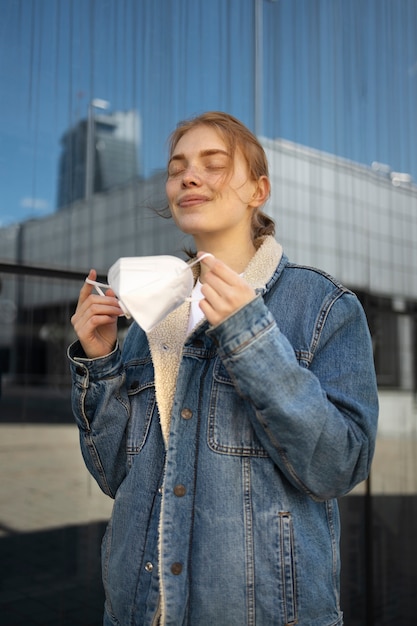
xmin=172 ymin=125 xmax=228 ymax=156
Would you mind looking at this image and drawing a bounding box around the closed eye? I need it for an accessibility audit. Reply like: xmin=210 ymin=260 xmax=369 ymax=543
xmin=168 ymin=166 xmax=185 ymax=177
xmin=206 ymin=163 xmax=226 ymax=171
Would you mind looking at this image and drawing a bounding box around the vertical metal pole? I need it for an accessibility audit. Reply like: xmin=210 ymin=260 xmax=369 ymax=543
xmin=365 ymin=471 xmax=374 ymax=626
xmin=85 ymin=103 xmax=94 ymax=201
xmin=254 ymin=0 xmax=263 ymax=137
xmin=84 ymin=103 xmax=94 ymax=268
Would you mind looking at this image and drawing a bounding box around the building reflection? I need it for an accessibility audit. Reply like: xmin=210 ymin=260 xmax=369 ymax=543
xmin=0 ymin=110 xmax=416 ymax=624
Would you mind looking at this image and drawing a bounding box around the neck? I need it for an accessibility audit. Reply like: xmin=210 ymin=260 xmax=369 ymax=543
xmin=194 ymin=233 xmax=257 ymax=278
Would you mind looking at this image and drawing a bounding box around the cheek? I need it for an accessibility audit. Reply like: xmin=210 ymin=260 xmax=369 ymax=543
xmin=165 ymin=181 xmax=176 ymax=206
xmin=231 ymin=178 xmax=257 ymax=204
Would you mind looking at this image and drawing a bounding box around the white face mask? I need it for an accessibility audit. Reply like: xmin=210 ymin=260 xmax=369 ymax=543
xmin=86 ymin=254 xmax=212 ymax=332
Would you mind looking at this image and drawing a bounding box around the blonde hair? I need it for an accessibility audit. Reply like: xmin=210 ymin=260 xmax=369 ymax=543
xmin=168 ymin=111 xmax=275 ymax=245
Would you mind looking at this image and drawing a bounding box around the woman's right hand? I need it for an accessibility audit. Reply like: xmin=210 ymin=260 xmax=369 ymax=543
xmin=71 ymin=269 xmax=123 ymax=359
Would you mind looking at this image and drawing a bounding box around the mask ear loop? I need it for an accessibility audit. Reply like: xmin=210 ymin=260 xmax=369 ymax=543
xmin=184 ymin=253 xmax=214 ymax=303
xmin=85 ymin=277 xmax=131 ymax=318
xmin=85 ymin=277 xmax=111 ymax=295
xmin=186 ymin=252 xmax=214 ymax=270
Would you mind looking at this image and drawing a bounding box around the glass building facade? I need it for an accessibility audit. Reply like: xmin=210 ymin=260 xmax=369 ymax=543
xmin=1 ymin=1 xmax=416 ymax=623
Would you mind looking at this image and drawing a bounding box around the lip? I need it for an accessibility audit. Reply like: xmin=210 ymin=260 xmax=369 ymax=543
xmin=177 ymin=194 xmax=210 ymax=208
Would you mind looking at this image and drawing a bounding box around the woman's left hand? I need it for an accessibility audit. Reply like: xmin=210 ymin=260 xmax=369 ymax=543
xmin=198 ymin=253 xmax=257 ymax=326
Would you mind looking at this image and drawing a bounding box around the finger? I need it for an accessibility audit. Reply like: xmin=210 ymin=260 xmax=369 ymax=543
xmin=198 ymin=256 xmax=246 ymax=305
xmin=200 ymin=282 xmax=225 ymax=309
xmin=78 ymin=267 xmax=119 ymax=313
xmin=198 ymin=253 xmax=237 ymax=285
xmin=72 ymin=293 xmax=122 ymax=330
xmin=78 ymin=269 xmax=98 ymax=302
xmin=198 ymin=296 xmax=222 ymax=327
xmin=84 ymin=311 xmax=120 ymax=330
xmin=202 ymin=278 xmax=254 ymax=309
xmin=72 ymin=303 xmax=120 ymax=337
xmin=203 ymin=267 xmax=251 ymax=305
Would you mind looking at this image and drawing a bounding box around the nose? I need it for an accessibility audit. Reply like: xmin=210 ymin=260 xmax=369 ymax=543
xmin=181 ymin=165 xmax=201 ymax=187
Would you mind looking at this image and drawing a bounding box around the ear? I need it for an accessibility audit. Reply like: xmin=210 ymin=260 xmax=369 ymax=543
xmin=249 ymin=176 xmax=270 ymax=208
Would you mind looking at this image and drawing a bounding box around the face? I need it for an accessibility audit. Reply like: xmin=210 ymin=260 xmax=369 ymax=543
xmin=166 ymin=125 xmax=260 ymax=246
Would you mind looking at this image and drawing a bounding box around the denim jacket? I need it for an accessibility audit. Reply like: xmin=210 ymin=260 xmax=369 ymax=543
xmin=68 ymin=237 xmax=378 ymax=626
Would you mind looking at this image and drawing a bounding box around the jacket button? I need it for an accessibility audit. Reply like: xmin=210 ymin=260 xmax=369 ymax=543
xmin=75 ymin=366 xmax=84 ymax=376
xmin=129 ymin=380 xmax=139 ymax=390
xmin=181 ymin=408 xmax=193 ymax=420
xmin=144 ymin=562 xmax=153 ymax=573
xmin=171 ymin=562 xmax=183 ymax=575
xmin=173 ymin=484 xmax=186 ymax=497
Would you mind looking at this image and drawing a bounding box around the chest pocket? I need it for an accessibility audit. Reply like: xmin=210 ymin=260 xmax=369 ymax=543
xmin=125 ymin=358 xmax=156 ymax=459
xmin=207 ymin=358 xmax=269 ymax=457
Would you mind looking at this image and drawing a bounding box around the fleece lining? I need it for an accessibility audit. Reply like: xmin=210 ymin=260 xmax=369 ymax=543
xmin=146 ymin=235 xmax=283 ymax=445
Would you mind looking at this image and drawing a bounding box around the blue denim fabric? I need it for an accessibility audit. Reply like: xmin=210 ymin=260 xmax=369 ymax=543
xmin=68 ymin=253 xmax=378 ymax=626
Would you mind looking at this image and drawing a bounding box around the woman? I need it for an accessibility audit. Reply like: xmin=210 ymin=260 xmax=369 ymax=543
xmin=69 ymin=111 xmax=378 ymax=625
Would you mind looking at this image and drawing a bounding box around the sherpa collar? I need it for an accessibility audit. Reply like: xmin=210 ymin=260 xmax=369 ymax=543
xmin=146 ymin=236 xmax=283 ymax=445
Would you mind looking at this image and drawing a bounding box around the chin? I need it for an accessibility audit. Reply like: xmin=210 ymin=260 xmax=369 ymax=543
xmin=174 ymin=218 xmax=210 ymax=235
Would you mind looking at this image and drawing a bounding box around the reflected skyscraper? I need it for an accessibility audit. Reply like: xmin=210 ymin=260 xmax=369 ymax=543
xmin=56 ymin=109 xmax=141 ymax=209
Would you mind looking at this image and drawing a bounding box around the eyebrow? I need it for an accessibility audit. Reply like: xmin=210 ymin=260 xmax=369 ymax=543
xmin=168 ymin=148 xmax=230 ymax=165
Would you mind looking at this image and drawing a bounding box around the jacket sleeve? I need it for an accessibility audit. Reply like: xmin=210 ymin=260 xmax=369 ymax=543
xmin=207 ymin=293 xmax=379 ymax=501
xmin=67 ymin=340 xmax=130 ymax=498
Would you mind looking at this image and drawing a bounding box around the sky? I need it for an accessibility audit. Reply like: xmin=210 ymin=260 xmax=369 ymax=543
xmin=1 ymin=0 xmax=416 ymax=227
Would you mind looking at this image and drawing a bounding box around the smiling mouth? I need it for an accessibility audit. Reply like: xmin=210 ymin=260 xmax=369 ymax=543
xmin=178 ymin=195 xmax=209 ymax=208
